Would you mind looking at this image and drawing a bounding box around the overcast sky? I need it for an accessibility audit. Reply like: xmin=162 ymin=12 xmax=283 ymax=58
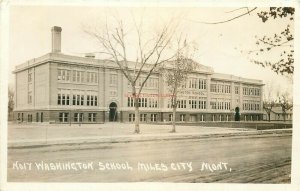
xmin=9 ymin=6 xmax=294 ymax=98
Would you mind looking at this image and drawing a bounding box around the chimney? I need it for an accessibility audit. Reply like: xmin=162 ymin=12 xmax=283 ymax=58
xmin=51 ymin=26 xmax=62 ymax=53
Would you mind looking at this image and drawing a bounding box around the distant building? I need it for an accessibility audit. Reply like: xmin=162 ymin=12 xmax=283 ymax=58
xmin=13 ymin=26 xmax=264 ymax=123
xmin=263 ymin=104 xmax=293 ymax=121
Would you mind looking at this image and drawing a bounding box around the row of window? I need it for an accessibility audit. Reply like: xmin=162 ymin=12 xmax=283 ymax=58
xmin=188 ymin=78 xmax=207 ymax=90
xmin=58 ymin=69 xmax=99 ymax=84
xmin=128 ymin=114 xmax=242 ymax=122
xmin=167 ymin=99 xmax=207 ymax=109
xmin=177 ymin=100 xmax=187 ymax=109
xmin=128 ymin=113 xmax=158 ymax=122
xmin=58 ymin=94 xmax=98 ymax=106
xmin=17 ymin=112 xmax=44 ymax=122
xmin=17 ymin=112 xmax=262 ymax=123
xmin=210 ymin=101 xmax=231 ymax=110
xmin=59 ymin=112 xmax=97 ymax=122
xmin=210 ymin=84 xmax=231 ymax=94
xmin=168 ymin=114 xmax=229 ymax=122
xmin=127 ymin=97 xmax=158 ymax=108
xmin=243 ymin=87 xmax=261 ymax=96
xmin=243 ymin=102 xmax=261 ymax=111
xmin=130 ymin=77 xmax=159 ymax=88
xmin=189 ymin=99 xmax=207 ymax=109
xmin=177 ymin=114 xmax=260 ymax=122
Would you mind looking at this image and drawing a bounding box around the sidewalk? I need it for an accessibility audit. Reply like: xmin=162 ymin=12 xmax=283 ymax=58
xmin=7 ymin=123 xmax=292 ymax=148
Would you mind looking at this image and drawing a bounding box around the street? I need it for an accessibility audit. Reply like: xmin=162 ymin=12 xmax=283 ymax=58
xmin=8 ymin=135 xmax=291 ymax=183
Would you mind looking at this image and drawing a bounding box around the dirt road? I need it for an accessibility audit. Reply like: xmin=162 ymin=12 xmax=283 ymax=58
xmin=8 ymin=135 xmax=291 ymax=183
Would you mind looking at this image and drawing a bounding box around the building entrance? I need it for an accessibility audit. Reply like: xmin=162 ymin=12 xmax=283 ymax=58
xmin=109 ymin=102 xmax=118 ymax=122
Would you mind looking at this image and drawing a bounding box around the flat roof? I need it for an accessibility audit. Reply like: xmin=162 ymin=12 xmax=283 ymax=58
xmin=13 ymin=52 xmax=263 ymax=85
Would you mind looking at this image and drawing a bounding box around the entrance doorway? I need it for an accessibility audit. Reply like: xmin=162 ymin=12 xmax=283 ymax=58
xmin=109 ymin=102 xmax=118 ymax=122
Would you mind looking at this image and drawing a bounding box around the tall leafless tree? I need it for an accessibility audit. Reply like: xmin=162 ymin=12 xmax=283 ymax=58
xmin=277 ymin=91 xmax=293 ymax=122
xmin=85 ymin=14 xmax=180 ymax=133
xmin=163 ymin=38 xmax=197 ymax=132
xmin=263 ymin=82 xmax=275 ymax=122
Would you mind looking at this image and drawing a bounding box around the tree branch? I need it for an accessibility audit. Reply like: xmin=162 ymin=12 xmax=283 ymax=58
xmin=186 ymin=7 xmax=257 ymax=24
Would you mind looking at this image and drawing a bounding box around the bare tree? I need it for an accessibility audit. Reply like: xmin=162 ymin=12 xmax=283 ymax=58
xmin=85 ymin=14 xmax=179 ymax=133
xmin=277 ymin=91 xmax=293 ymax=122
xmin=263 ymin=82 xmax=275 ymax=122
xmin=163 ymin=38 xmax=197 ymax=133
xmin=263 ymin=102 xmax=275 ymax=122
xmin=187 ymin=7 xmax=294 ymax=77
xmin=8 ymin=87 xmax=14 ymax=121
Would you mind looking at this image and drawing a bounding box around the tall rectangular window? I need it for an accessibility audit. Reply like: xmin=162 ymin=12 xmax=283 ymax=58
xmin=109 ymin=74 xmax=118 ymax=85
xmin=192 ymin=100 xmax=197 ymax=109
xmin=235 ymin=86 xmax=239 ymax=94
xmin=94 ymin=96 xmax=98 ymax=106
xmin=199 ymin=98 xmax=206 ymax=109
xmin=87 ymin=95 xmax=90 ymax=106
xmin=169 ymin=114 xmax=173 ymax=122
xmin=180 ymin=114 xmax=186 ymax=122
xmin=73 ymin=95 xmax=76 ymax=105
xmin=88 ymin=113 xmax=96 ymax=122
xmin=127 ymin=97 xmax=134 ymax=107
xmin=150 ymin=114 xmax=157 ymax=122
xmin=91 ymin=96 xmax=94 ymax=106
xmin=225 ymin=85 xmax=231 ymax=93
xmin=80 ymin=71 xmax=84 ymax=83
xmin=72 ymin=70 xmax=76 ymax=82
xmin=91 ymin=72 xmax=94 ymax=83
xmin=41 ymin=112 xmax=43 ymax=122
xmin=140 ymin=114 xmax=147 ymax=122
xmin=199 ymin=79 xmax=206 ymax=89
xmin=87 ymin=72 xmax=90 ymax=83
xmin=62 ymin=94 xmax=65 ymax=105
xmin=77 ymin=95 xmax=80 ymax=105
xmin=81 ymin=95 xmax=84 ymax=106
xmin=59 ymin=112 xmax=69 ymax=122
xmin=74 ymin=113 xmax=78 ymax=122
xmin=94 ymin=73 xmax=98 ymax=83
xmin=76 ymin=71 xmax=80 ymax=82
xmin=66 ymin=94 xmax=70 ymax=105
xmin=129 ymin=114 xmax=135 ymax=122
xmin=28 ymin=91 xmax=32 ymax=104
xmin=74 ymin=113 xmax=83 ymax=122
xmin=210 ymin=101 xmax=217 ymax=109
xmin=200 ymin=114 xmax=205 ymax=121
xmin=66 ymin=70 xmax=70 ymax=81
xmin=58 ymin=94 xmax=61 ymax=105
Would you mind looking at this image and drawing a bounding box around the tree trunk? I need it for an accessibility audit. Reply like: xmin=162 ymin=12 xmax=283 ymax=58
xmin=170 ymin=95 xmax=177 ymax=133
xmin=134 ymin=94 xmax=140 ymax=134
xmin=268 ymin=112 xmax=271 ymax=122
xmin=171 ymin=106 xmax=176 ymax=133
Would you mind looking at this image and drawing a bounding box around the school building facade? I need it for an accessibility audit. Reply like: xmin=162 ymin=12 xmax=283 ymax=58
xmin=13 ymin=26 xmax=264 ymax=124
